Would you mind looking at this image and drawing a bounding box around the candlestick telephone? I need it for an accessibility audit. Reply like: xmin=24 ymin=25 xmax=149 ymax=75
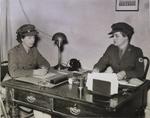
xmin=68 ymin=58 xmax=81 ymax=71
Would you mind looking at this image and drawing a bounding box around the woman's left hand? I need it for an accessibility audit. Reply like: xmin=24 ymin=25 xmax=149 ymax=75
xmin=117 ymin=71 xmax=126 ymax=80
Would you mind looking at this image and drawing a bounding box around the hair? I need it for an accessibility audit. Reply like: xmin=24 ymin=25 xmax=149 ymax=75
xmin=120 ymin=32 xmax=132 ymax=42
xmin=16 ymin=34 xmax=40 ymax=47
xmin=16 ymin=33 xmax=26 ymax=43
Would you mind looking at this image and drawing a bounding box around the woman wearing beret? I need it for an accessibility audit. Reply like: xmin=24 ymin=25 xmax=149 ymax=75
xmin=8 ymin=24 xmax=51 ymax=118
xmin=8 ymin=24 xmax=50 ymax=78
xmin=93 ymin=22 xmax=144 ymax=85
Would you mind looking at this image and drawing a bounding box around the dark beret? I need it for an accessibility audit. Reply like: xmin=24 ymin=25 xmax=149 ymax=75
xmin=16 ymin=24 xmax=39 ymax=36
xmin=108 ymin=22 xmax=134 ymax=39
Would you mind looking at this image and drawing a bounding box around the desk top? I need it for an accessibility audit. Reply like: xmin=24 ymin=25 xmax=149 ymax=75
xmin=2 ymin=79 xmax=150 ymax=111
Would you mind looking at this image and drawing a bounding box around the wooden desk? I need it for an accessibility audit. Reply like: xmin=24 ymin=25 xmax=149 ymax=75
xmin=2 ymin=79 xmax=150 ymax=118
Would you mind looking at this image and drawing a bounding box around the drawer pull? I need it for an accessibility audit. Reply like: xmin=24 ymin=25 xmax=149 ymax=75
xmin=26 ymin=95 xmax=36 ymax=103
xmin=69 ymin=104 xmax=80 ymax=115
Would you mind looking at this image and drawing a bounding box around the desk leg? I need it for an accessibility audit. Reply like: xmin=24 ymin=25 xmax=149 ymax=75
xmin=6 ymin=88 xmax=19 ymax=118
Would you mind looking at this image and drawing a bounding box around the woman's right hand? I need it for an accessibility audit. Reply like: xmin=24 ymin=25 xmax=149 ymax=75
xmin=33 ymin=68 xmax=48 ymax=76
xmin=93 ymin=67 xmax=99 ymax=73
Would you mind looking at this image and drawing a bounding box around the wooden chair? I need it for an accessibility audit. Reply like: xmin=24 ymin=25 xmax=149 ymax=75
xmin=140 ymin=56 xmax=150 ymax=118
xmin=1 ymin=61 xmax=9 ymax=118
xmin=1 ymin=61 xmax=33 ymax=118
xmin=142 ymin=56 xmax=150 ymax=118
xmin=1 ymin=61 xmax=9 ymax=81
xmin=143 ymin=56 xmax=150 ymax=79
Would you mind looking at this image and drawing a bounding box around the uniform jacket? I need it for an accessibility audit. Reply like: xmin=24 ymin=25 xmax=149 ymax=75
xmin=8 ymin=44 xmax=50 ymax=78
xmin=94 ymin=44 xmax=144 ymax=80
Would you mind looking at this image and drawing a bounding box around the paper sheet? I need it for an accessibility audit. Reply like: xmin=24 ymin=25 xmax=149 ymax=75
xmin=14 ymin=71 xmax=68 ymax=88
xmin=119 ymin=78 xmax=143 ymax=87
xmin=33 ymin=72 xmax=56 ymax=79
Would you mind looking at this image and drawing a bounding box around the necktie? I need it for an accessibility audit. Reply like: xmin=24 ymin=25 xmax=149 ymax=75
xmin=119 ymin=49 xmax=123 ymax=59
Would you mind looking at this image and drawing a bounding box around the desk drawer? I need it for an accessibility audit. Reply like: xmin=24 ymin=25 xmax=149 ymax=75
xmin=53 ymin=99 xmax=105 ymax=117
xmin=14 ymin=89 xmax=53 ymax=111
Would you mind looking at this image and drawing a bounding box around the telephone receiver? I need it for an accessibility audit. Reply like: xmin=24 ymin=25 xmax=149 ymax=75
xmin=68 ymin=58 xmax=81 ymax=71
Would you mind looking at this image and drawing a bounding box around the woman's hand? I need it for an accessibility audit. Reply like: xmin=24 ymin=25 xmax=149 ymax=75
xmin=128 ymin=78 xmax=143 ymax=86
xmin=117 ymin=71 xmax=126 ymax=80
xmin=93 ymin=67 xmax=99 ymax=73
xmin=104 ymin=66 xmax=113 ymax=73
xmin=33 ymin=67 xmax=48 ymax=76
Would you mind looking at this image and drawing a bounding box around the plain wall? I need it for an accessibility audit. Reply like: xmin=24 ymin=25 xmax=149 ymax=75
xmin=2 ymin=0 xmax=150 ymax=78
